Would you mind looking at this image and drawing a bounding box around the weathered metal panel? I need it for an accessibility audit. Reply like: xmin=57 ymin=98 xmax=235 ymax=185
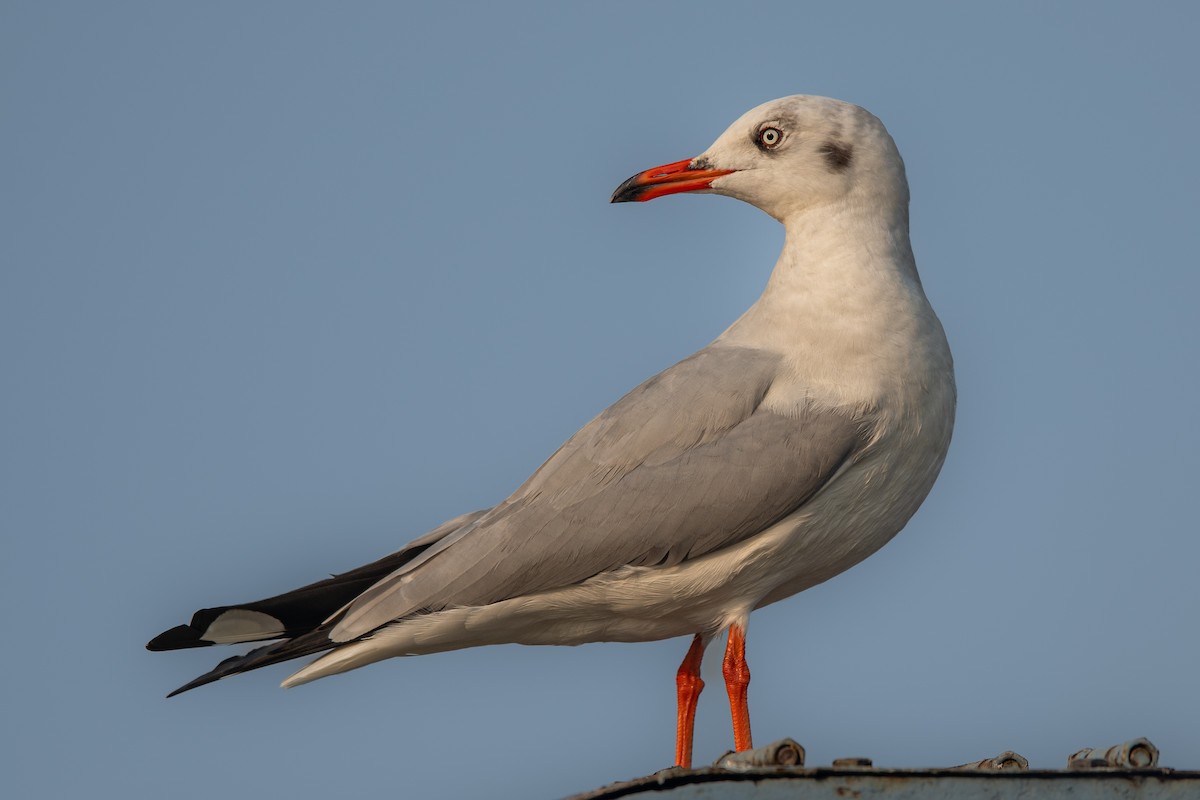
xmin=567 ymin=738 xmax=1199 ymax=800
xmin=572 ymin=771 xmax=1200 ymax=800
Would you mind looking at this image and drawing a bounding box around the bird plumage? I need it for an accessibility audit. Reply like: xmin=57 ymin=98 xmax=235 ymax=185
xmin=150 ymin=95 xmax=955 ymax=751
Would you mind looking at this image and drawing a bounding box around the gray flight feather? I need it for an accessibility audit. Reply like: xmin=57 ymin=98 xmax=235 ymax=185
xmin=330 ymin=345 xmax=871 ymax=642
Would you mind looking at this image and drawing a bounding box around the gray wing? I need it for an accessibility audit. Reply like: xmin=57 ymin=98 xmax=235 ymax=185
xmin=331 ymin=344 xmax=869 ymax=641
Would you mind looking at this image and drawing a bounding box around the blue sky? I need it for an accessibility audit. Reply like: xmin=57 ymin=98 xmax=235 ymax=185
xmin=3 ymin=2 xmax=1198 ymax=798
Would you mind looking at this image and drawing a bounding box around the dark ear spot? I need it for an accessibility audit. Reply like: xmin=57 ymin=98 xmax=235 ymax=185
xmin=818 ymin=141 xmax=853 ymax=172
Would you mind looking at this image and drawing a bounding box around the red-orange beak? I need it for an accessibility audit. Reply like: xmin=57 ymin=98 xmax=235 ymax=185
xmin=610 ymin=158 xmax=735 ymax=203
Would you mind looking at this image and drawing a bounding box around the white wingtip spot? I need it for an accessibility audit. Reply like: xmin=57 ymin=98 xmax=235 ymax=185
xmin=202 ymin=609 xmax=285 ymax=644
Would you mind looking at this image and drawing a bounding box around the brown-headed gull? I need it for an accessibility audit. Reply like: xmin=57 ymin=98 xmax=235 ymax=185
xmin=148 ymin=95 xmax=955 ymax=768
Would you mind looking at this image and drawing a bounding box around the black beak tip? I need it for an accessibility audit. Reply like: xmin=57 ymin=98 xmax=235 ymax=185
xmin=610 ymin=174 xmax=644 ymax=204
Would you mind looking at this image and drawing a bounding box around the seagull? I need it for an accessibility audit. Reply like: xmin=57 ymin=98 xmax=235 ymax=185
xmin=148 ymin=95 xmax=955 ymax=768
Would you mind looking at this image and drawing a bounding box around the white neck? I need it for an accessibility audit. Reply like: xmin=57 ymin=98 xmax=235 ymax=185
xmin=717 ymin=198 xmax=946 ymax=411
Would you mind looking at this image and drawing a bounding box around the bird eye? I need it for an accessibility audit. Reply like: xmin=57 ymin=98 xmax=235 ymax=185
xmin=757 ymin=127 xmax=783 ymax=149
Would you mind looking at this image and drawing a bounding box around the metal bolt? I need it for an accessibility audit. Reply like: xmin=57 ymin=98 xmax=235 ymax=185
xmin=1068 ymin=738 xmax=1159 ymax=769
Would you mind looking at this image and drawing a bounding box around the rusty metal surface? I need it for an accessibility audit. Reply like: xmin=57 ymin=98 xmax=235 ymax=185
xmin=565 ymin=738 xmax=1198 ymax=800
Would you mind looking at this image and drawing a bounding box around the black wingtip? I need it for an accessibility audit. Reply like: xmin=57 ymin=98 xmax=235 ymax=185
xmin=166 ymin=682 xmax=199 ymax=698
xmin=164 ymin=648 xmax=270 ymax=698
xmin=166 ymin=674 xmax=217 ymax=697
xmin=147 ymin=624 xmax=213 ymax=652
xmin=163 ymin=629 xmax=337 ymax=698
xmin=165 ymin=660 xmax=235 ymax=697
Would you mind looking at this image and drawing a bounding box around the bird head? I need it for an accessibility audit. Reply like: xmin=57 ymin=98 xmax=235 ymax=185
xmin=611 ymin=95 xmax=907 ymax=223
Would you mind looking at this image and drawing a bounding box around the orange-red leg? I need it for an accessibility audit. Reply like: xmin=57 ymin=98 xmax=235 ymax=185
xmin=674 ymin=634 xmax=706 ymax=768
xmin=722 ymin=623 xmax=753 ymax=752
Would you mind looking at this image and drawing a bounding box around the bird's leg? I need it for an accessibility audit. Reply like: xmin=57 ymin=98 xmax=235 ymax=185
xmin=722 ymin=623 xmax=753 ymax=752
xmin=674 ymin=634 xmax=707 ymax=768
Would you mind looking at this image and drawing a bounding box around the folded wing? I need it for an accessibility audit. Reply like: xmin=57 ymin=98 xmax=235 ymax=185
xmin=331 ymin=345 xmax=869 ymax=642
